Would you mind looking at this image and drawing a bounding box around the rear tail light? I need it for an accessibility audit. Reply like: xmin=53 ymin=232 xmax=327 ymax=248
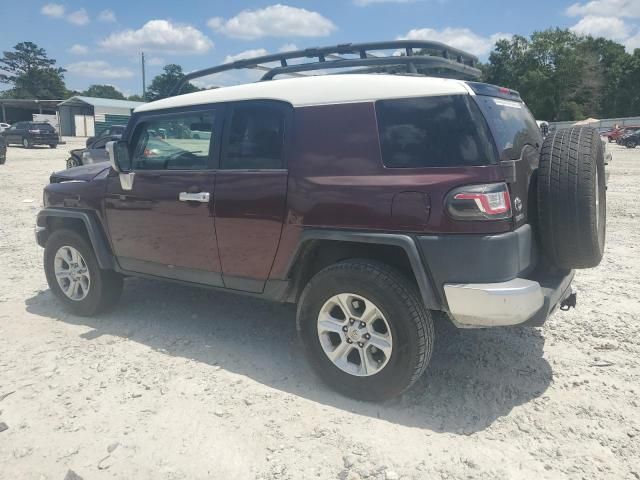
xmin=446 ymin=183 xmax=512 ymax=221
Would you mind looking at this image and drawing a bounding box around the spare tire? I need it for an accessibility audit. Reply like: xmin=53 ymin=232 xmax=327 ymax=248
xmin=537 ymin=126 xmax=606 ymax=269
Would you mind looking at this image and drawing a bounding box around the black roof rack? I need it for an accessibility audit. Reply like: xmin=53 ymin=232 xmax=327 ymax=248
xmin=171 ymin=40 xmax=481 ymax=96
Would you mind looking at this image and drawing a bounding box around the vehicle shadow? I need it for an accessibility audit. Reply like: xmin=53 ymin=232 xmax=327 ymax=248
xmin=25 ymin=278 xmax=553 ymax=434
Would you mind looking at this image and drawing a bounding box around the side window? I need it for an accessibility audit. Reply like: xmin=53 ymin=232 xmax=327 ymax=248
xmin=131 ymin=111 xmax=215 ymax=170
xmin=92 ymin=137 xmax=110 ymax=149
xmin=222 ymin=103 xmax=285 ymax=170
xmin=376 ymin=95 xmax=497 ymax=168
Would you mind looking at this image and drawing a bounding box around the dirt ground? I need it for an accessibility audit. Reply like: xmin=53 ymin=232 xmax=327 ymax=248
xmin=0 ymin=137 xmax=638 ymax=480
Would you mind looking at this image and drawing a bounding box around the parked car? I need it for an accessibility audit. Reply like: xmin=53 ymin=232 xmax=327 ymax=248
xmin=0 ymin=135 xmax=6 ymax=164
xmin=0 ymin=122 xmax=10 ymax=133
xmin=86 ymin=125 xmax=126 ymax=148
xmin=35 ymin=41 xmax=606 ymax=400
xmin=67 ymin=134 xmax=121 ymax=169
xmin=621 ymin=130 xmax=640 ymax=148
xmin=614 ymin=126 xmax=640 ymax=144
xmin=1 ymin=121 xmax=58 ymax=148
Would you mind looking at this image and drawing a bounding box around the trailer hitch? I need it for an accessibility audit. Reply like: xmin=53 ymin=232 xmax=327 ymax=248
xmin=560 ymin=289 xmax=577 ymax=311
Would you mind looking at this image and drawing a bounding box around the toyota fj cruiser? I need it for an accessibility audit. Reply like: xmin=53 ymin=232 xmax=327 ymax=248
xmin=35 ymin=42 xmax=606 ymax=400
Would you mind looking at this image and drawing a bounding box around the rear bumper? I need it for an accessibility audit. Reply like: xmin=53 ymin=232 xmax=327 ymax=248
xmin=443 ymin=270 xmax=574 ymax=327
xmin=417 ymin=224 xmax=575 ymax=328
xmin=30 ymin=137 xmax=58 ymax=145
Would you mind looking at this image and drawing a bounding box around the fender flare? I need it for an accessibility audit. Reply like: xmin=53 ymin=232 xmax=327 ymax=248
xmin=36 ymin=207 xmax=116 ymax=269
xmin=285 ymin=229 xmax=442 ymax=310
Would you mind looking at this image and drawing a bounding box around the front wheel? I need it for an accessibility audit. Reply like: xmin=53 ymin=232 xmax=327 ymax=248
xmin=297 ymin=260 xmax=433 ymax=401
xmin=625 ymin=140 xmax=637 ymax=149
xmin=44 ymin=229 xmax=123 ymax=316
xmin=66 ymin=157 xmax=80 ymax=169
xmin=22 ymin=137 xmax=32 ymax=149
xmin=49 ymin=144 xmax=57 ymax=149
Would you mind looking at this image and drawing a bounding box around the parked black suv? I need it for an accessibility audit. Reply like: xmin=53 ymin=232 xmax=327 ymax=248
xmin=0 ymin=135 xmax=6 ymax=164
xmin=2 ymin=121 xmax=58 ymax=148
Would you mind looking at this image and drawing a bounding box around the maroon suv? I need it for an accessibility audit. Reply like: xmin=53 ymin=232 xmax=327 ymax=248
xmin=36 ymin=43 xmax=606 ymax=400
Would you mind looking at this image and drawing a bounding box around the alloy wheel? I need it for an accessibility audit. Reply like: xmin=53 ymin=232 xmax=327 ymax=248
xmin=317 ymin=293 xmax=393 ymax=376
xmin=54 ymin=246 xmax=91 ymax=301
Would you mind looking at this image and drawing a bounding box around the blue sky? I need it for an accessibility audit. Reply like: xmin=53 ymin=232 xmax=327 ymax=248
xmin=1 ymin=0 xmax=639 ymax=97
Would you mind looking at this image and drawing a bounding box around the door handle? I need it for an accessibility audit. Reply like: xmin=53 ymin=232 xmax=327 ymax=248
xmin=179 ymin=192 xmax=210 ymax=203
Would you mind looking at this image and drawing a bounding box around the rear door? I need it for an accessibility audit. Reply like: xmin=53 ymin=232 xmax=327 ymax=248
xmin=214 ymin=100 xmax=290 ymax=292
xmin=104 ymin=107 xmax=224 ymax=285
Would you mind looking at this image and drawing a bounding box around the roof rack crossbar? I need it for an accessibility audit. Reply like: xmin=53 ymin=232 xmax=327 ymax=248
xmin=171 ymin=40 xmax=480 ymax=95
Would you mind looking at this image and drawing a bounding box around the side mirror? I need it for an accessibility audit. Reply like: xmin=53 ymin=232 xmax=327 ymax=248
xmin=106 ymin=140 xmax=131 ymax=173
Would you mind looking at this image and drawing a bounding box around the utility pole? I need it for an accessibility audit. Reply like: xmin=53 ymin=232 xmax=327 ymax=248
xmin=141 ymin=52 xmax=146 ymax=101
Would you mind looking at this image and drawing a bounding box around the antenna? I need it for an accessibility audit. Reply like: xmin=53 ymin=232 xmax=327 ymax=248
xmin=141 ymin=52 xmax=146 ymax=100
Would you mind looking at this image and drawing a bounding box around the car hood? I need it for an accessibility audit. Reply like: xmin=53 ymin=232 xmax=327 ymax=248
xmin=50 ymin=162 xmax=111 ymax=183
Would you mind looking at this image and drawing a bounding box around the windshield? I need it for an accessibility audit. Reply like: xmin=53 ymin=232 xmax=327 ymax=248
xmin=474 ymin=96 xmax=542 ymax=160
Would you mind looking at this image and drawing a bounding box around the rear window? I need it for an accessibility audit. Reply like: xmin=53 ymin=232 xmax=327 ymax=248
xmin=474 ymin=96 xmax=542 ymax=160
xmin=375 ymin=95 xmax=497 ymax=168
xmin=32 ymin=123 xmax=54 ymax=131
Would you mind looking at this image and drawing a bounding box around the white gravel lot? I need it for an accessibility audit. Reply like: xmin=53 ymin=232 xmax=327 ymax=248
xmin=0 ymin=137 xmax=638 ymax=480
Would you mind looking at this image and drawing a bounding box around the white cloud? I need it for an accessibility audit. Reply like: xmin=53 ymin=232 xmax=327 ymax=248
xmin=208 ymin=4 xmax=336 ymax=39
xmin=625 ymin=31 xmax=640 ymax=50
xmin=354 ymin=0 xmax=414 ymax=5
xmin=40 ymin=3 xmax=90 ymax=26
xmin=565 ymin=3 xmax=640 ymax=52
xmin=223 ymin=48 xmax=269 ymax=63
xmin=98 ymin=9 xmax=116 ymax=23
xmin=569 ymin=15 xmax=631 ymax=40
xmin=68 ymin=44 xmax=88 ymax=55
xmin=399 ymin=28 xmax=511 ymax=57
xmin=41 ymin=3 xmax=65 ymax=18
xmin=147 ymin=56 xmax=165 ymax=66
xmin=100 ymin=20 xmax=213 ymax=54
xmin=67 ymin=8 xmax=89 ymax=26
xmin=566 ymin=0 xmax=640 ymax=18
xmin=66 ymin=60 xmax=134 ymax=79
xmin=279 ymin=43 xmax=298 ymax=52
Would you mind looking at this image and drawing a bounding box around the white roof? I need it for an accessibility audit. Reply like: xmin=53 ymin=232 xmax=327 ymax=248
xmin=135 ymin=74 xmax=470 ymax=113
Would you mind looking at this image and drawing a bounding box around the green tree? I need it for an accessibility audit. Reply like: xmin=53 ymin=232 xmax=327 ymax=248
xmin=0 ymin=42 xmax=67 ymax=99
xmin=81 ymin=84 xmax=126 ymax=100
xmin=146 ymin=64 xmax=199 ymax=101
xmin=483 ymin=29 xmax=640 ymax=121
xmin=127 ymin=94 xmax=144 ymax=102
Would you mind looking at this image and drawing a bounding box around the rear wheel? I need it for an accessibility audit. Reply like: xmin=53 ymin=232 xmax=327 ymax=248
xmin=537 ymin=126 xmax=606 ymax=269
xmin=297 ymin=260 xmax=433 ymax=401
xmin=44 ymin=230 xmax=123 ymax=316
xmin=625 ymin=140 xmax=637 ymax=148
xmin=22 ymin=137 xmax=32 ymax=149
xmin=49 ymin=144 xmax=57 ymax=149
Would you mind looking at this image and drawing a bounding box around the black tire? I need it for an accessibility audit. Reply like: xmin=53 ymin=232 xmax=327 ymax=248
xmin=66 ymin=157 xmax=80 ymax=169
xmin=44 ymin=229 xmax=123 ymax=316
xmin=297 ymin=260 xmax=433 ymax=401
xmin=537 ymin=126 xmax=606 ymax=269
xmin=625 ymin=140 xmax=637 ymax=149
xmin=0 ymin=156 xmax=5 ymax=165
xmin=49 ymin=144 xmax=57 ymax=149
xmin=22 ymin=137 xmax=32 ymax=149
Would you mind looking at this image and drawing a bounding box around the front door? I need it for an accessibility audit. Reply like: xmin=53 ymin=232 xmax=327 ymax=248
xmin=104 ymin=108 xmax=224 ymax=286
xmin=214 ymin=101 xmax=290 ymax=292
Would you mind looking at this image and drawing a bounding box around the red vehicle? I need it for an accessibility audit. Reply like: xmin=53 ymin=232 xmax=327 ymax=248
xmin=603 ymin=126 xmax=640 ymax=142
xmin=35 ymin=42 xmax=606 ymax=400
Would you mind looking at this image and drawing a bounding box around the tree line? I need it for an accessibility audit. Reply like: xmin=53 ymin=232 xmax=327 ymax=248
xmin=0 ymin=42 xmax=200 ymax=103
xmin=2 ymin=30 xmax=640 ymax=121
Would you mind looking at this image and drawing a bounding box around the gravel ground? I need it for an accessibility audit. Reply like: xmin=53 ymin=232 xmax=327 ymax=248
xmin=0 ymin=138 xmax=638 ymax=480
